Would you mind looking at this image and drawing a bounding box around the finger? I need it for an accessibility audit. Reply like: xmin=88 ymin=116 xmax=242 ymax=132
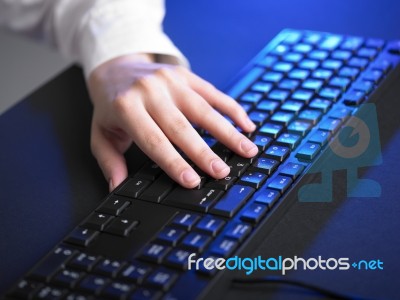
xmin=91 ymin=123 xmax=129 ymax=191
xmin=171 ymin=85 xmax=258 ymax=158
xmin=147 ymin=97 xmax=231 ymax=179
xmin=177 ymin=67 xmax=256 ymax=132
xmin=114 ymin=95 xmax=201 ymax=188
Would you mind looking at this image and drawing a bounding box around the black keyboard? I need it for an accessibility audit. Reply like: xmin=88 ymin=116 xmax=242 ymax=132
xmin=5 ymin=29 xmax=400 ymax=300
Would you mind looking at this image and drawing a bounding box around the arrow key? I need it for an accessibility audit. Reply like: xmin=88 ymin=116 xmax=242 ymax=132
xmin=65 ymin=227 xmax=99 ymax=247
xmin=96 ymin=197 xmax=130 ymax=216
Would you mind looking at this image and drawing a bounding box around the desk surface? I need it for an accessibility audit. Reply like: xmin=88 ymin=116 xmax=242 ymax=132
xmin=1 ymin=1 xmax=400 ymax=299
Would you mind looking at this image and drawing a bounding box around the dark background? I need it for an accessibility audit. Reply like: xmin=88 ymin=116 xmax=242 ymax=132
xmin=1 ymin=0 xmax=400 ymax=299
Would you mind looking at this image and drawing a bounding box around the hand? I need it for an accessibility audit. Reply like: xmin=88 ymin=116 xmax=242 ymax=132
xmin=87 ymin=53 xmax=258 ymax=191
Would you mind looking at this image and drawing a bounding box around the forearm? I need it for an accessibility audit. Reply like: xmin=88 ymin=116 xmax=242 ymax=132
xmin=0 ymin=0 xmax=188 ymax=77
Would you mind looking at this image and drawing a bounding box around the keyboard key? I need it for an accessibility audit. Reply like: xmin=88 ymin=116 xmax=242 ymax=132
xmin=365 ymin=38 xmax=385 ymax=50
xmin=68 ymin=253 xmax=100 ymax=274
xmin=139 ymin=174 xmax=175 ymax=203
xmin=248 ymin=110 xmax=269 ymax=126
xmin=96 ymin=197 xmax=130 ymax=216
xmin=308 ymin=49 xmax=329 ymax=60
xmin=156 ymin=227 xmax=185 ymax=246
xmin=262 ymin=71 xmax=284 ymax=83
xmin=256 ymin=100 xmax=280 ymax=113
xmin=339 ymin=66 xmax=360 ymax=80
xmin=319 ymin=117 xmax=342 ymax=133
xmin=166 ymin=249 xmax=192 ymax=270
xmin=140 ymin=243 xmax=171 ymax=264
xmin=28 ymin=246 xmax=76 ymax=282
xmin=118 ymin=261 xmax=152 ymax=284
xmin=164 ymin=187 xmax=224 ymax=213
xmin=271 ymin=44 xmax=290 ymax=56
xmin=251 ymin=81 xmax=273 ymax=94
xmin=136 ymin=162 xmax=162 ymax=181
xmin=303 ymin=32 xmax=322 ymax=45
xmin=312 ymin=68 xmax=333 ymax=81
xmin=348 ymin=57 xmax=369 ymax=70
xmin=308 ymin=130 xmax=331 ymax=146
xmin=251 ymin=157 xmax=279 ymax=175
xmin=341 ymin=36 xmax=363 ymax=51
xmin=268 ymin=89 xmax=290 ymax=102
xmin=278 ymin=79 xmax=300 ymax=91
xmin=296 ymin=142 xmax=321 ymax=161
xmin=195 ymin=216 xmax=226 ymax=236
xmin=253 ymin=189 xmax=280 ymax=208
xmin=284 ymin=31 xmax=303 ymax=44
xmin=227 ymin=156 xmax=250 ymax=177
xmin=259 ymin=123 xmax=283 ymax=138
xmin=291 ymin=89 xmax=314 ymax=103
xmin=52 ymin=269 xmax=83 ymax=288
xmin=302 ymin=78 xmax=324 ymax=91
xmin=206 ymin=175 xmax=237 ymax=191
xmin=280 ymin=100 xmax=304 ymax=114
xmin=130 ymin=288 xmax=162 ymax=300
xmin=210 ymin=185 xmax=254 ymax=217
xmin=78 ymin=275 xmax=109 ymax=295
xmin=93 ymin=259 xmax=125 ymax=277
xmin=271 ymin=111 xmax=295 ymax=126
xmin=83 ymin=212 xmax=114 ymax=231
xmin=212 ymin=143 xmax=233 ymax=162
xmin=343 ymin=89 xmax=366 ymax=106
xmin=298 ymin=59 xmax=319 ymax=70
xmin=276 ymin=133 xmax=301 ymax=149
xmin=170 ymin=212 xmax=200 ymax=230
xmin=101 ymin=282 xmax=132 ymax=299
xmin=329 ymin=107 xmax=352 ymax=120
xmin=298 ymin=109 xmax=322 ymax=124
xmin=33 ymin=286 xmax=67 ymax=299
xmin=272 ymin=62 xmax=294 ymax=73
xmin=252 ymin=135 xmax=273 ymax=151
xmin=319 ymin=87 xmax=341 ymax=101
xmin=209 ymin=239 xmax=238 ymax=257
xmin=65 ymin=228 xmax=99 ymax=247
xmin=203 ymin=136 xmax=217 ymax=147
xmin=116 ymin=178 xmax=151 ymax=199
xmin=329 ymin=77 xmax=351 ymax=91
xmin=9 ymin=279 xmax=43 ymax=300
xmin=287 ymin=120 xmax=312 ymax=136
xmin=240 ymin=92 xmax=263 ymax=104
xmin=146 ymin=268 xmax=178 ymax=291
xmin=319 ymin=35 xmax=342 ymax=50
xmin=331 ymin=50 xmax=352 ymax=61
xmin=181 ymin=232 xmax=212 ymax=252
xmin=239 ymin=171 xmax=268 ymax=189
xmin=264 ymin=145 xmax=290 ymax=162
xmin=240 ymin=203 xmax=268 ymax=224
xmin=294 ymin=43 xmax=313 ymax=53
xmin=283 ymin=52 xmax=303 ymax=63
xmin=288 ymin=68 xmax=310 ymax=80
xmin=362 ymin=69 xmax=383 ymax=84
xmin=267 ymin=175 xmax=293 ymax=193
xmin=238 ymin=102 xmax=253 ymax=113
xmin=224 ymin=222 xmax=252 ymax=242
xmin=321 ymin=59 xmax=343 ymax=71
xmin=352 ymin=80 xmax=374 ymax=94
xmin=309 ymin=98 xmax=332 ymax=113
xmin=104 ymin=218 xmax=139 ymax=237
xmin=279 ymin=162 xmax=305 ymax=179
xmin=357 ymin=47 xmax=378 ymax=60
xmin=371 ymin=57 xmax=392 ymax=73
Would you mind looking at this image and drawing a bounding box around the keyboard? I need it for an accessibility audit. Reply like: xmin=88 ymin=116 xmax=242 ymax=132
xmin=4 ymin=29 xmax=400 ymax=300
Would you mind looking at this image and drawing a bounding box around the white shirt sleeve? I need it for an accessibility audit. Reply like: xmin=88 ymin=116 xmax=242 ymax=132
xmin=0 ymin=0 xmax=188 ymax=78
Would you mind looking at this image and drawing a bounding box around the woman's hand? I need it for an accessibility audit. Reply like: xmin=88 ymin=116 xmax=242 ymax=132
xmin=88 ymin=53 xmax=258 ymax=191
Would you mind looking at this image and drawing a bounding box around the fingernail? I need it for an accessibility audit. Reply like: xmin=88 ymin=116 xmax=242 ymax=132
xmin=182 ymin=169 xmax=200 ymax=185
xmin=241 ymin=139 xmax=258 ymax=155
xmin=211 ymin=159 xmax=229 ymax=174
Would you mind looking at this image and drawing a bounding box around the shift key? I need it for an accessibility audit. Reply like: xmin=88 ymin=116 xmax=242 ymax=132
xmin=210 ymin=185 xmax=255 ymax=218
